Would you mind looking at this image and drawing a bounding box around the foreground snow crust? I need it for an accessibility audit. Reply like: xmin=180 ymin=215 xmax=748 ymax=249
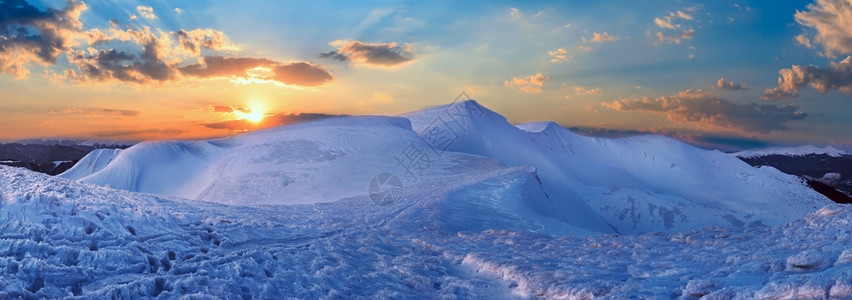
xmin=3 ymin=166 xmax=852 ymax=298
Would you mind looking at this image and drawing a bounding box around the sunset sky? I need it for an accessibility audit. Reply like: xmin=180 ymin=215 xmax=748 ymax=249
xmin=1 ymin=0 xmax=851 ymax=151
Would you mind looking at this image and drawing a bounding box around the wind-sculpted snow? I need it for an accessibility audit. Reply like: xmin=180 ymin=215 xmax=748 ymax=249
xmin=58 ymin=148 xmax=122 ymax=180
xmin=404 ymin=101 xmax=830 ymax=234
xmin=2 ymin=166 xmax=851 ymax=298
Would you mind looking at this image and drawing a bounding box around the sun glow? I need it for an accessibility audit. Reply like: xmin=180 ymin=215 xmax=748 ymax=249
xmin=234 ymin=109 xmax=265 ymax=123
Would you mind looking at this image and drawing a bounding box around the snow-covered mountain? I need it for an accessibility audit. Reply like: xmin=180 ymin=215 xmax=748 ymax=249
xmin=63 ymin=100 xmax=830 ymax=235
xmin=2 ymin=100 xmax=849 ymax=298
xmin=734 ymin=145 xmax=848 ymax=158
xmin=0 ymin=141 xmax=130 ymax=175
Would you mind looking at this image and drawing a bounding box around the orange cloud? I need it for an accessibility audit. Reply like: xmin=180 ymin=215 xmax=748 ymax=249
xmin=762 ymin=56 xmax=852 ymax=100
xmin=585 ymin=32 xmax=619 ymax=43
xmin=656 ymin=29 xmax=694 ymax=44
xmin=795 ymin=0 xmax=852 ymax=58
xmin=574 ymin=86 xmax=602 ymax=95
xmin=716 ymin=78 xmax=748 ymax=91
xmin=54 ymin=107 xmax=141 ymax=117
xmin=135 ymin=6 xmax=156 ymax=20
xmin=0 ymin=0 xmax=332 ymax=87
xmin=504 ymin=73 xmax=551 ymax=93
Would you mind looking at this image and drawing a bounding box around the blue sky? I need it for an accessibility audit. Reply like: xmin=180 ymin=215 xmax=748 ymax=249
xmin=2 ymin=0 xmax=851 ymax=150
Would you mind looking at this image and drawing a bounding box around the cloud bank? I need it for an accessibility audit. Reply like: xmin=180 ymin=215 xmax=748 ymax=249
xmin=321 ymin=40 xmax=414 ymax=67
xmin=606 ymin=89 xmax=806 ymax=133
xmin=762 ymin=56 xmax=852 ymax=100
xmin=795 ymin=0 xmax=852 ymax=58
xmin=0 ymin=0 xmax=88 ymax=78
xmin=0 ymin=0 xmax=332 ymax=87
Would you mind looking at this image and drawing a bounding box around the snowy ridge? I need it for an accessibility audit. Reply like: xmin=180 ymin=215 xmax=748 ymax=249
xmin=1 ymin=165 xmax=851 ymax=298
xmin=58 ymin=148 xmax=122 ymax=180
xmin=734 ymin=145 xmax=848 ymax=158
xmin=63 ymin=100 xmax=832 ymax=235
xmin=404 ymin=100 xmax=830 ymax=234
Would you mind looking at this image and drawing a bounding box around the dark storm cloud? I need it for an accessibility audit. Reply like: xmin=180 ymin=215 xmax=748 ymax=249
xmin=605 ymin=89 xmax=806 ymax=134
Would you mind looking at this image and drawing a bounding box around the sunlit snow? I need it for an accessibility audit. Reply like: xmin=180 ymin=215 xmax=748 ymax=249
xmin=0 ymin=101 xmax=847 ymax=298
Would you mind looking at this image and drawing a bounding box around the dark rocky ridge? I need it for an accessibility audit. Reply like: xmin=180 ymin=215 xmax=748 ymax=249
xmin=738 ymin=153 xmax=852 ymax=204
xmin=0 ymin=142 xmax=130 ymax=175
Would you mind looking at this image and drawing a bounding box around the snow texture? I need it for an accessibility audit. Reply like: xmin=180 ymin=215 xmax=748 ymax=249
xmin=2 ymin=166 xmax=852 ymax=298
xmin=0 ymin=100 xmax=846 ymax=298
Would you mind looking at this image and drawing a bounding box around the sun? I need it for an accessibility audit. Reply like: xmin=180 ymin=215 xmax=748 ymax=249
xmin=234 ymin=109 xmax=265 ymax=123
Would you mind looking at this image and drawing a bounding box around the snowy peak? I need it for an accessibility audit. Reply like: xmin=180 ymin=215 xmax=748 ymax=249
xmin=515 ymin=121 xmax=562 ymax=133
xmin=402 ymin=99 xmax=830 ymax=234
xmin=734 ymin=145 xmax=848 ymax=158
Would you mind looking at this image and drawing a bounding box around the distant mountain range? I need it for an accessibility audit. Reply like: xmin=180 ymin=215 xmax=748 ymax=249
xmin=733 ymin=146 xmax=852 ymax=203
xmin=0 ymin=142 xmax=132 ymax=175
xmin=734 ymin=145 xmax=848 ymax=158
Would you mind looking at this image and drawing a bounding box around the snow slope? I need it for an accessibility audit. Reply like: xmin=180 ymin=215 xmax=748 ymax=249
xmin=58 ymin=148 xmax=122 ymax=180
xmin=2 ymin=165 xmax=852 ymax=298
xmin=404 ymin=101 xmax=830 ymax=234
xmin=734 ymin=145 xmax=848 ymax=158
xmin=64 ymin=115 xmax=613 ymax=235
xmin=65 ymin=101 xmax=830 ymax=235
